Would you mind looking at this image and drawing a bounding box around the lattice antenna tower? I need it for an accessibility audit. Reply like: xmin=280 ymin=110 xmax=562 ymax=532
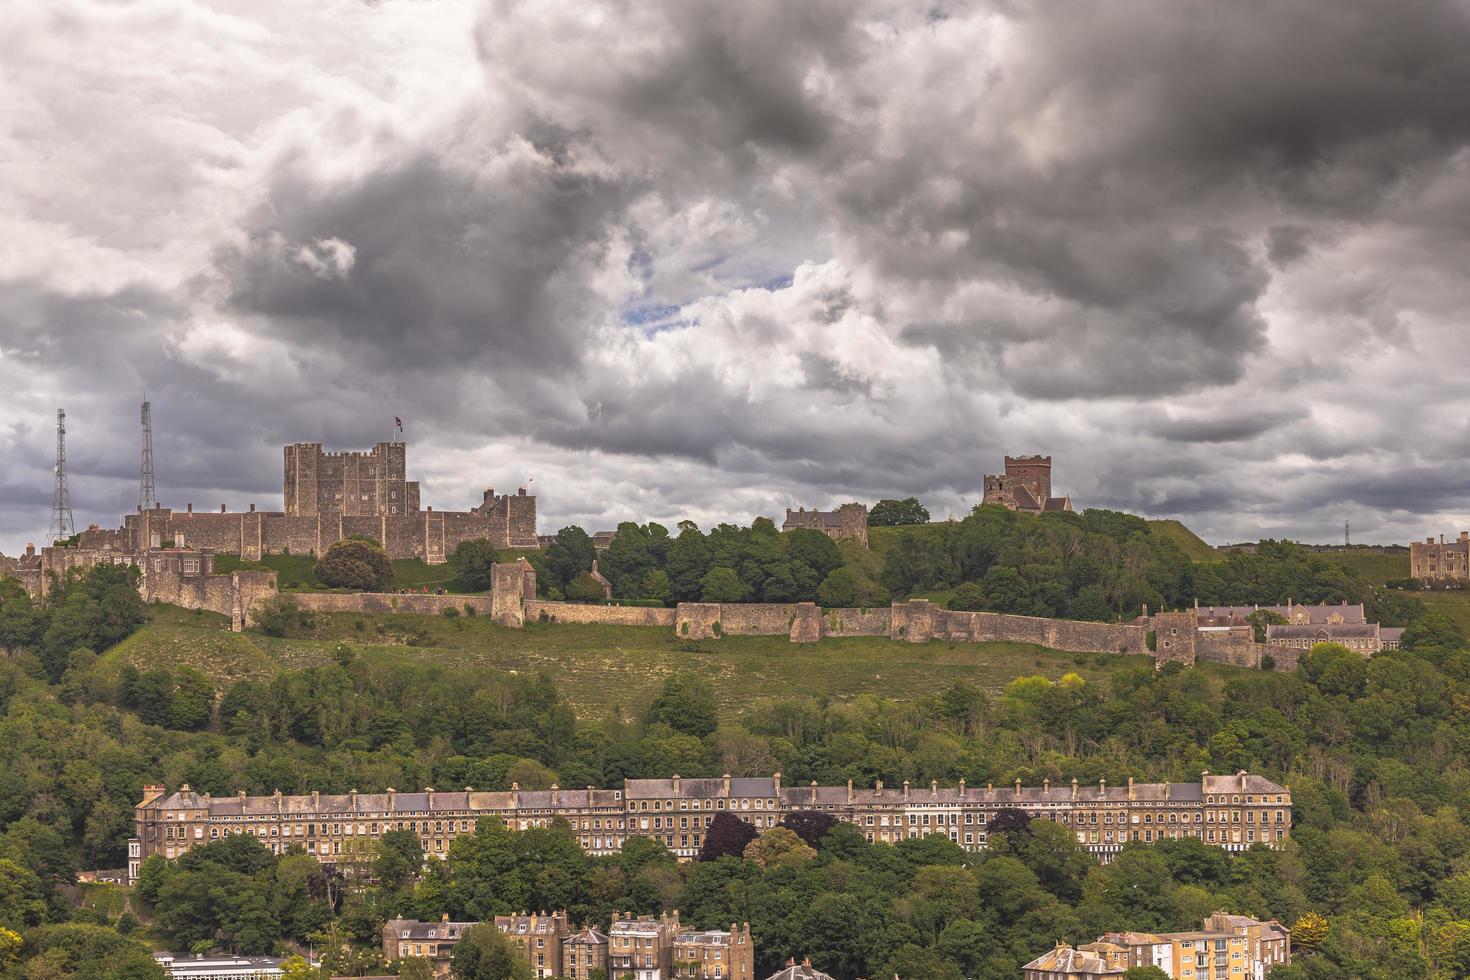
xmin=1344 ymin=521 xmax=1350 ymax=547
xmin=50 ymin=409 xmax=75 ymax=541
xmin=140 ymin=396 xmax=156 ymax=511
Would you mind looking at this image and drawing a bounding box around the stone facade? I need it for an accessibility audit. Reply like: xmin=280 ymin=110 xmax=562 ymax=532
xmin=383 ymin=916 xmax=476 ymax=974
xmin=781 ymin=503 xmax=868 ymax=547
xmin=113 ymin=440 xmax=537 ymax=563
xmin=495 ymin=911 xmax=571 ymax=979
xmin=1411 ymin=532 xmax=1470 ymax=583
xmin=982 ymin=455 xmax=1073 ymax=513
xmin=563 ymin=926 xmax=609 ymax=980
xmin=131 ymin=771 xmax=1291 ymax=882
xmin=1027 ymin=912 xmax=1290 ymax=980
xmin=14 ymin=541 xmax=276 ymax=632
xmin=673 ymin=924 xmax=755 ymax=980
xmin=1152 ymin=611 xmax=1198 ymax=667
xmin=610 ymin=911 xmax=681 ymax=980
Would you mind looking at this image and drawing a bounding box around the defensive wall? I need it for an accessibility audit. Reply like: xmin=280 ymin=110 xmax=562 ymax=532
xmin=142 ymin=569 xmax=278 ymax=631
xmin=121 ymin=496 xmax=538 ymax=563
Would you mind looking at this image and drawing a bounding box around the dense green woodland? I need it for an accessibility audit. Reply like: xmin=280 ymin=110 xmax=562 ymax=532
xmin=512 ymin=509 xmax=1428 ymax=630
xmin=0 ymin=542 xmax=1468 ymax=976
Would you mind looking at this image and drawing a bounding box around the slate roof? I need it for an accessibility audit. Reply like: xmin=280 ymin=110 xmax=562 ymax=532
xmin=384 ymin=918 xmax=476 ymax=941
xmin=1196 ymin=603 xmax=1366 ymax=626
xmin=624 ymin=777 xmax=776 ymax=799
xmin=1021 ymin=944 xmax=1125 ymax=974
xmin=1266 ymin=623 xmax=1379 ymax=639
xmin=566 ymin=926 xmax=608 ymax=946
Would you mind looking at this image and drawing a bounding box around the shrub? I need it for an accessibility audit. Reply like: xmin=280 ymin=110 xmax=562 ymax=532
xmin=313 ymin=538 xmax=394 ymax=591
xmin=441 ymin=606 xmax=460 ymax=618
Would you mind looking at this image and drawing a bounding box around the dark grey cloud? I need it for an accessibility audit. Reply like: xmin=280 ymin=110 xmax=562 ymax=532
xmin=5 ymin=0 xmax=1470 ymax=556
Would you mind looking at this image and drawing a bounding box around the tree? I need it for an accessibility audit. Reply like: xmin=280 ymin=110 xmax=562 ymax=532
xmin=743 ymin=827 xmax=815 ymax=870
xmin=449 ymin=539 xmax=500 ymax=592
xmin=279 ymin=956 xmax=316 ymax=980
xmin=566 ymin=572 xmax=609 ymax=602
xmin=170 ymin=667 xmax=215 ymax=730
xmin=134 ymin=669 xmax=174 ymax=726
xmin=869 ymin=497 xmax=930 ymax=526
xmin=948 ymin=582 xmax=986 ymax=611
xmin=1292 ymin=911 xmax=1328 ymax=952
xmin=697 ymin=813 xmax=758 ymax=861
xmin=817 ymin=568 xmax=856 ymax=608
xmin=641 ymin=569 xmax=674 ymax=606
xmin=545 ymin=527 xmax=596 ymax=591
xmin=779 ymin=811 xmax=837 ymax=848
xmin=398 ymin=959 xmax=437 ymax=980
xmin=1123 ymin=968 xmax=1171 ymax=979
xmin=256 ymin=595 xmax=299 ymax=637
xmin=314 ymin=538 xmax=394 ymax=591
xmin=451 ymin=922 xmax=534 ymax=980
xmin=644 ymin=675 xmax=717 ymax=738
xmin=785 ymin=529 xmax=844 ymax=580
xmin=700 ymin=567 xmax=750 ymax=603
xmin=1246 ymin=609 xmax=1288 ymax=643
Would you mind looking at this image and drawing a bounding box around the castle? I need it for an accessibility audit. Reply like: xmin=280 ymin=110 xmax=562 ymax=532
xmin=123 ymin=441 xmax=537 ymax=562
xmin=0 ymin=440 xmax=537 ymax=629
xmin=982 ymin=454 xmax=1073 ymax=513
xmin=781 ymin=503 xmax=868 ymax=547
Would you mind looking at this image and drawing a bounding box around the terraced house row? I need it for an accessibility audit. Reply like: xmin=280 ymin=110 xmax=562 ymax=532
xmin=129 ymin=771 xmax=1291 ymax=882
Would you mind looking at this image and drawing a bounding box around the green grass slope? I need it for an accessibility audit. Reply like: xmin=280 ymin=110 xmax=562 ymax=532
xmin=101 ymin=605 xmax=1241 ymax=722
xmin=1322 ymin=550 xmax=1411 ymax=584
xmin=1146 ymin=519 xmax=1216 ymax=561
xmin=212 ymin=554 xmax=470 ymax=593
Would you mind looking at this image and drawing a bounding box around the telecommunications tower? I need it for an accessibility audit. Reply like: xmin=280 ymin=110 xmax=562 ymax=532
xmin=49 ymin=409 xmax=75 ymax=541
xmin=140 ymin=397 xmax=156 ymax=511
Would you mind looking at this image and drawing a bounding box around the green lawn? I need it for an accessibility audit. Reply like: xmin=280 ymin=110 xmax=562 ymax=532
xmin=99 ymin=604 xmax=1233 ymax=721
xmin=1321 ymin=550 xmax=1411 ymax=584
xmin=1147 ymin=520 xmax=1217 ymax=561
xmin=212 ymin=553 xmax=473 ymax=593
xmin=1416 ymin=590 xmax=1470 ymax=634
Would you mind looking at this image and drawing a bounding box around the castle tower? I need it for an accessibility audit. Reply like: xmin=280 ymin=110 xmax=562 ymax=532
xmin=1004 ymin=455 xmax=1053 ymax=503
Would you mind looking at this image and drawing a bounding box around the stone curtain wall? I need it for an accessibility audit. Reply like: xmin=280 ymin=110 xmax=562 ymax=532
xmin=824 ymin=607 xmax=892 ymax=637
xmin=1196 ymin=630 xmax=1291 ymax=670
xmin=935 ymin=608 xmax=1151 ymax=654
xmin=141 ymin=569 xmax=278 ymax=631
xmin=294 ymin=592 xmax=496 ymax=617
xmin=121 ymin=505 xmax=537 ymax=562
xmin=1152 ymin=611 xmax=1198 ymax=667
xmin=525 ymin=601 xmax=677 ymax=627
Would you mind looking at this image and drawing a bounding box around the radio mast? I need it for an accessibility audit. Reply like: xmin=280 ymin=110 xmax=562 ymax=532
xmin=49 ymin=409 xmax=76 ymax=541
xmin=140 ymin=397 xmax=156 ymax=511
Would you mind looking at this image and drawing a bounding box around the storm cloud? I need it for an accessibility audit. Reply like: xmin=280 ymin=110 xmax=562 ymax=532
xmin=3 ymin=0 xmax=1470 ymax=554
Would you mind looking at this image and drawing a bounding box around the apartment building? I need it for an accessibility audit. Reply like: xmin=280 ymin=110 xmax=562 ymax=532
xmin=494 ymin=912 xmax=570 ymax=979
xmin=609 ymin=912 xmax=680 ymax=980
xmin=1025 ymin=913 xmax=1290 ymax=980
xmin=130 ymin=771 xmax=1290 ymax=882
xmin=673 ymin=924 xmax=755 ymax=980
xmin=562 ymin=925 xmax=609 ymax=980
xmin=382 ymin=916 xmax=475 ymax=974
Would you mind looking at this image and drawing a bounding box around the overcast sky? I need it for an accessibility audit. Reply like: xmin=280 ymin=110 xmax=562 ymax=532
xmin=4 ymin=0 xmax=1470 ymax=555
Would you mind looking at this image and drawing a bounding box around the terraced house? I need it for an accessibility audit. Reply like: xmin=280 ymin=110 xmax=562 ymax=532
xmin=130 ymin=771 xmax=1290 ymax=882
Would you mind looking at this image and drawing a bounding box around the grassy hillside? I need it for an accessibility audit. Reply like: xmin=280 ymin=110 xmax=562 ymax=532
xmin=213 ymin=553 xmax=469 ymax=592
xmin=1417 ymin=590 xmax=1470 ymax=634
xmin=1321 ymin=549 xmax=1411 ymax=584
xmin=1146 ymin=519 xmax=1217 ymax=561
xmin=100 ymin=604 xmax=1247 ymax=721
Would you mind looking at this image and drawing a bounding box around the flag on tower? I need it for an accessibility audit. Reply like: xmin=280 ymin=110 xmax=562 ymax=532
xmin=394 ymin=416 xmax=403 ymax=432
